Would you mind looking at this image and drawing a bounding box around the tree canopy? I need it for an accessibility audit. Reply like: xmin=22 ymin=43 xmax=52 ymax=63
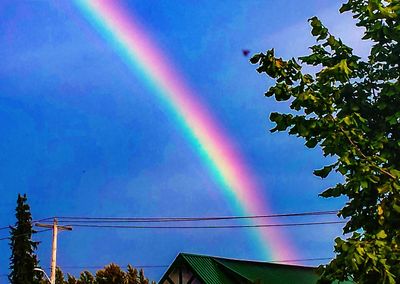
xmin=53 ymin=264 xmax=155 ymax=284
xmin=251 ymin=0 xmax=400 ymax=283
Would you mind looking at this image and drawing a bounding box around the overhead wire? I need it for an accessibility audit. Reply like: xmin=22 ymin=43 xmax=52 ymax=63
xmin=55 ymin=258 xmax=334 ymax=268
xmin=0 ymin=217 xmax=55 ymax=240
xmin=0 ymin=211 xmax=342 ymax=279
xmin=270 ymin=257 xmax=332 ymax=263
xmin=0 ymin=210 xmax=344 ymax=241
xmin=59 ymin=220 xmax=346 ymax=229
xmin=0 ymin=217 xmax=54 ymax=232
xmin=0 ymin=257 xmax=335 ymax=278
xmin=49 ymin=210 xmax=339 ymax=223
xmin=0 ymin=210 xmax=340 ymax=229
xmin=0 ymin=229 xmax=52 ymax=241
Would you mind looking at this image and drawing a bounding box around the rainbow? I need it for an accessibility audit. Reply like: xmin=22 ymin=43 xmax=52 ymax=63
xmin=74 ymin=0 xmax=296 ymax=261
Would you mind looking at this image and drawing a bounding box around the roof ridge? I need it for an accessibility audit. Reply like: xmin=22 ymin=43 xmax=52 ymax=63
xmin=180 ymin=252 xmax=235 ymax=284
xmin=213 ymin=258 xmax=254 ymax=283
xmin=180 ymin=253 xmax=316 ymax=270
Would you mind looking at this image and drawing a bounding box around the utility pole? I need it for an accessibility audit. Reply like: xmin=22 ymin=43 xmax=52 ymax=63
xmin=35 ymin=218 xmax=72 ymax=284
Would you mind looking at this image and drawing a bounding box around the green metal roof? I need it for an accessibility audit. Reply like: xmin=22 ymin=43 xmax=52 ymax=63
xmin=214 ymin=256 xmax=319 ymax=284
xmin=159 ymin=253 xmax=354 ymax=284
xmin=181 ymin=253 xmax=237 ymax=284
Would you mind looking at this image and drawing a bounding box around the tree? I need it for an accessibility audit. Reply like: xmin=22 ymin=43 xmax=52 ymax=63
xmin=138 ymin=269 xmax=149 ymax=284
xmin=126 ymin=265 xmax=140 ymax=284
xmin=55 ymin=264 xmax=156 ymax=284
xmin=123 ymin=265 xmax=154 ymax=284
xmin=95 ymin=263 xmax=126 ymax=284
xmin=9 ymin=193 xmax=41 ymax=284
xmin=56 ymin=267 xmax=67 ymax=284
xmin=251 ymin=0 xmax=400 ymax=283
xmin=77 ymin=271 xmax=95 ymax=284
xmin=66 ymin=273 xmax=78 ymax=284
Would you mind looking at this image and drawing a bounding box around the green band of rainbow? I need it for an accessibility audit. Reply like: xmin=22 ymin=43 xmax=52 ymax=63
xmin=74 ymin=0 xmax=296 ymax=261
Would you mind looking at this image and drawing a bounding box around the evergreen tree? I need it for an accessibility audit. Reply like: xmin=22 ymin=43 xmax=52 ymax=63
xmin=77 ymin=271 xmax=95 ymax=284
xmin=138 ymin=269 xmax=149 ymax=284
xmin=66 ymin=273 xmax=78 ymax=284
xmin=126 ymin=265 xmax=139 ymax=284
xmin=55 ymin=264 xmax=156 ymax=284
xmin=56 ymin=267 xmax=67 ymax=284
xmin=9 ymin=193 xmax=41 ymax=284
xmin=95 ymin=263 xmax=125 ymax=284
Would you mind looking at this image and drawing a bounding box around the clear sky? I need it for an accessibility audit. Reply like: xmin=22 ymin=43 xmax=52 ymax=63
xmin=0 ymin=0 xmax=370 ymax=282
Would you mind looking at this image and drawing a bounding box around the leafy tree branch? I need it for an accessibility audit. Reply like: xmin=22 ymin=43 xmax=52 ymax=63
xmin=252 ymin=0 xmax=400 ymax=283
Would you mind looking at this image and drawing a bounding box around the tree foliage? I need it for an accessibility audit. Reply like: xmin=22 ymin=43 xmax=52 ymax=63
xmin=251 ymin=0 xmax=400 ymax=283
xmin=56 ymin=264 xmax=155 ymax=284
xmin=138 ymin=269 xmax=149 ymax=284
xmin=55 ymin=267 xmax=67 ymax=284
xmin=78 ymin=271 xmax=95 ymax=284
xmin=9 ymin=193 xmax=41 ymax=284
xmin=95 ymin=263 xmax=126 ymax=284
xmin=126 ymin=265 xmax=140 ymax=284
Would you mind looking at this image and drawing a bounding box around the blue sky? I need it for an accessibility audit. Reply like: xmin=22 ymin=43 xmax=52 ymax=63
xmin=0 ymin=1 xmax=369 ymax=282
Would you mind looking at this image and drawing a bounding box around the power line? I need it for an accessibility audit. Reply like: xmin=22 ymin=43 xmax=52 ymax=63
xmin=0 ymin=229 xmax=52 ymax=241
xmin=0 ymin=221 xmax=345 ymax=241
xmin=51 ymin=210 xmax=339 ymax=223
xmin=0 ymin=210 xmax=341 ymax=229
xmin=0 ymin=257 xmax=334 ymax=277
xmin=31 ymin=210 xmax=343 ymax=225
xmin=34 ymin=217 xmax=55 ymax=223
xmin=59 ymin=220 xmax=346 ymax=229
xmin=0 ymin=217 xmax=54 ymax=232
xmin=0 ymin=210 xmax=343 ymax=239
xmin=270 ymin=257 xmax=332 ymax=263
xmin=59 ymin=265 xmax=169 ymax=270
xmin=0 ymin=266 xmax=168 ymax=278
xmin=0 ymin=219 xmax=55 ymax=240
xmin=54 ymin=258 xmax=333 ymax=268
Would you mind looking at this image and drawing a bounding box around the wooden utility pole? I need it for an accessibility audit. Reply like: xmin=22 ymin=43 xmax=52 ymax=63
xmin=36 ymin=218 xmax=72 ymax=284
xmin=50 ymin=219 xmax=58 ymax=283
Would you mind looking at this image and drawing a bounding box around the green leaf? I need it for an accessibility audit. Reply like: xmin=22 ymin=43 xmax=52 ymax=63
xmin=389 ymin=168 xmax=400 ymax=178
xmin=376 ymin=230 xmax=387 ymax=239
xmin=250 ymin=53 xmax=262 ymax=64
xmin=343 ymin=116 xmax=352 ymax=125
xmin=305 ymin=138 xmax=318 ymax=148
xmin=339 ymin=59 xmax=351 ymax=77
xmin=309 ymin=17 xmax=328 ymax=40
xmin=320 ymin=185 xmax=342 ymax=198
xmin=393 ymin=203 xmax=400 ymax=213
xmin=356 ymin=246 xmax=365 ymax=255
xmin=339 ymin=3 xmax=352 ymax=13
xmin=377 ymin=184 xmax=390 ymax=194
xmin=314 ymin=165 xmax=335 ymax=178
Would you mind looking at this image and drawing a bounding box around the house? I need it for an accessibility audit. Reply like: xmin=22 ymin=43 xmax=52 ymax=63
xmin=158 ymin=253 xmax=353 ymax=284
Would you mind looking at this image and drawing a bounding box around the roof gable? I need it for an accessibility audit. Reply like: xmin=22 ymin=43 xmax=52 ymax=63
xmin=159 ymin=253 xmax=354 ymax=284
